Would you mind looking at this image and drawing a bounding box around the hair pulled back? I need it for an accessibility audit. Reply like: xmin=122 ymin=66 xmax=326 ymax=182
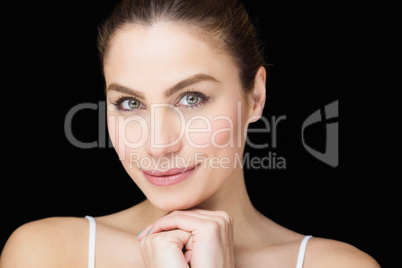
xmin=98 ymin=0 xmax=266 ymax=93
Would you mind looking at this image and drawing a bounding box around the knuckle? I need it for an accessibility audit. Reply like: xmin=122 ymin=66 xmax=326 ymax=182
xmin=216 ymin=210 xmax=231 ymax=222
xmin=163 ymin=210 xmax=183 ymax=221
xmin=205 ymin=221 xmax=220 ymax=234
xmin=215 ymin=217 xmax=226 ymax=227
xmin=215 ymin=210 xmax=232 ymax=225
xmin=169 ymin=210 xmax=182 ymax=217
xmin=139 ymin=236 xmax=148 ymax=247
xmin=151 ymin=233 xmax=170 ymax=247
xmin=228 ymin=215 xmax=234 ymax=225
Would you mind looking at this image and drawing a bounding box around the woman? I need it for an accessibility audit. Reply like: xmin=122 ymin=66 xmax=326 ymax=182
xmin=0 ymin=0 xmax=379 ymax=267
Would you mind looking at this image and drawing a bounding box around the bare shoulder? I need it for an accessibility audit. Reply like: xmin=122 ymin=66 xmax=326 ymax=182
xmin=0 ymin=217 xmax=89 ymax=268
xmin=305 ymin=237 xmax=380 ymax=268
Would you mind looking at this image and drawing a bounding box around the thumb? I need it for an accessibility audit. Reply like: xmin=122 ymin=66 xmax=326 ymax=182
xmin=184 ymin=250 xmax=192 ymax=263
xmin=185 ymin=234 xmax=193 ymax=251
xmin=184 ymin=234 xmax=193 ymax=263
xmin=168 ymin=230 xmax=192 ymax=249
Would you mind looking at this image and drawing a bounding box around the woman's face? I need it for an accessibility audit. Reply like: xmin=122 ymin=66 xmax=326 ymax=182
xmin=104 ymin=23 xmax=257 ymax=211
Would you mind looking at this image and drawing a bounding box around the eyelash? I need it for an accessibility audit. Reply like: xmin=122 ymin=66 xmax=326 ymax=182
xmin=112 ymin=96 xmax=142 ymax=112
xmin=177 ymin=90 xmax=210 ymax=109
xmin=112 ymin=89 xmax=210 ymax=112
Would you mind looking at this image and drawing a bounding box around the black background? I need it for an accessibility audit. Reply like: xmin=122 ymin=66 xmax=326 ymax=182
xmin=1 ymin=1 xmax=398 ymax=267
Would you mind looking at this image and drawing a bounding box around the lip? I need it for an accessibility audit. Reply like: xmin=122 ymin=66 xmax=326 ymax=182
xmin=142 ymin=165 xmax=199 ymax=186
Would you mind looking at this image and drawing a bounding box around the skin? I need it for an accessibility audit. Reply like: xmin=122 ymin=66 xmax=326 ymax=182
xmin=0 ymin=22 xmax=380 ymax=268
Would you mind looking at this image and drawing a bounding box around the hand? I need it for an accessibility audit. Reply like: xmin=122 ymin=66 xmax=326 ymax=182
xmin=137 ymin=209 xmax=235 ymax=268
xmin=138 ymin=228 xmax=192 ymax=268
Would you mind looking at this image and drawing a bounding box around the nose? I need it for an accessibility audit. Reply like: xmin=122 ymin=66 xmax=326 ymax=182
xmin=145 ymin=104 xmax=184 ymax=158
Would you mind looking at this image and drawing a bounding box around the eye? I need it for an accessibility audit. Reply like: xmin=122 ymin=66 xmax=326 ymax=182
xmin=176 ymin=91 xmax=209 ymax=108
xmin=180 ymin=94 xmax=199 ymax=105
xmin=113 ymin=97 xmax=145 ymax=112
xmin=122 ymin=99 xmax=140 ymax=109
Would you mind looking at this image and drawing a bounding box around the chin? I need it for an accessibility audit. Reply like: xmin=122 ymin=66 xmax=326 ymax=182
xmin=149 ymin=195 xmax=201 ymax=212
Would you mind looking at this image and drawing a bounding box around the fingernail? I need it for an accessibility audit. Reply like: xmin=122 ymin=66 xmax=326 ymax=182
xmin=137 ymin=230 xmax=143 ymax=237
xmin=146 ymin=228 xmax=152 ymax=236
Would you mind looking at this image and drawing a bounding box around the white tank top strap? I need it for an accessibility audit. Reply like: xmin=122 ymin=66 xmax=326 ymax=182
xmin=296 ymin=235 xmax=312 ymax=268
xmin=85 ymin=216 xmax=96 ymax=268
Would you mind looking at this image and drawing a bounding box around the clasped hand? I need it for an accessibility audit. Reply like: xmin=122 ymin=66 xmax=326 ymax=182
xmin=137 ymin=209 xmax=235 ymax=268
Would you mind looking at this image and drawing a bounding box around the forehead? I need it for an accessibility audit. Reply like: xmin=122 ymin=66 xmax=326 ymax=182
xmin=103 ymin=22 xmax=238 ymax=91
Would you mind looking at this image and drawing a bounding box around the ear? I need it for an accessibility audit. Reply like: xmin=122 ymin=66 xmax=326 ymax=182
xmin=248 ymin=66 xmax=267 ymax=123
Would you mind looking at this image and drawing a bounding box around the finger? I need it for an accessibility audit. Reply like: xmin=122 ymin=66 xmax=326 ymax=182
xmin=185 ymin=234 xmax=193 ymax=251
xmin=174 ymin=210 xmax=233 ymax=232
xmin=137 ymin=210 xmax=233 ymax=241
xmin=167 ymin=210 xmax=231 ymax=225
xmin=140 ymin=229 xmax=192 ymax=249
xmin=137 ymin=225 xmax=153 ymax=241
xmin=167 ymin=229 xmax=192 ymax=249
xmin=168 ymin=211 xmax=233 ymax=248
xmin=184 ymin=250 xmax=192 ymax=263
xmin=136 ymin=212 xmax=178 ymax=240
xmin=137 ymin=214 xmax=210 ymax=240
xmin=188 ymin=209 xmax=233 ymax=224
xmin=169 ymin=210 xmax=233 ymax=228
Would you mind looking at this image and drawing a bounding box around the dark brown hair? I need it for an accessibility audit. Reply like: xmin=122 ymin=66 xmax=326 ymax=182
xmin=97 ymin=0 xmax=266 ymax=94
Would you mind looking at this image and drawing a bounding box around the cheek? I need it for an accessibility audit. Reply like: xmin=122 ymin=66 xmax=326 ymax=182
xmin=209 ymin=103 xmax=243 ymax=149
xmin=107 ymin=113 xmax=148 ymax=161
xmin=210 ymin=118 xmax=234 ymax=147
xmin=185 ymin=118 xmax=213 ymax=148
xmin=185 ymin=108 xmax=241 ymax=152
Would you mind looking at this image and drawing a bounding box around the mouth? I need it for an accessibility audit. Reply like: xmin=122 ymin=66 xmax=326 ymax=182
xmin=141 ymin=164 xmax=200 ymax=186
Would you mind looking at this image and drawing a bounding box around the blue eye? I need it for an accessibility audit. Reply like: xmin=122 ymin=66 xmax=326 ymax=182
xmin=122 ymin=99 xmax=141 ymax=109
xmin=178 ymin=93 xmax=200 ymax=106
xmin=176 ymin=91 xmax=209 ymax=108
xmin=113 ymin=97 xmax=144 ymax=112
xmin=112 ymin=90 xmax=209 ymax=112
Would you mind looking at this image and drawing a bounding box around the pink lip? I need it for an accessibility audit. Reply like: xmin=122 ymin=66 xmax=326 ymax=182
xmin=142 ymin=165 xmax=199 ymax=186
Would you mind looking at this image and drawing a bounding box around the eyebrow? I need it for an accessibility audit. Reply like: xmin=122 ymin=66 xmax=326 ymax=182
xmin=107 ymin=74 xmax=220 ymax=100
